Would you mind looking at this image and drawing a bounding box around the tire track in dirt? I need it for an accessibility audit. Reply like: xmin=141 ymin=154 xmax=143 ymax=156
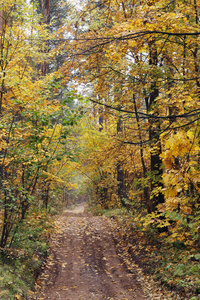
xmin=33 ymin=205 xmax=146 ymax=300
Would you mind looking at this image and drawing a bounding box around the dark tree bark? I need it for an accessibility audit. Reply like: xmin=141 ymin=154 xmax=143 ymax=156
xmin=133 ymin=94 xmax=150 ymax=211
xmin=38 ymin=0 xmax=50 ymax=76
xmin=117 ymin=115 xmax=126 ymax=206
xmin=147 ymin=42 xmax=164 ymax=212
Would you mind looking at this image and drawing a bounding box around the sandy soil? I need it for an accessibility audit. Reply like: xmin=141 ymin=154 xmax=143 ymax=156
xmin=33 ymin=204 xmax=146 ymax=300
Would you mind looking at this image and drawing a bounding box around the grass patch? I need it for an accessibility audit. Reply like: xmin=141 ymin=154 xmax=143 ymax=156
xmin=91 ymin=204 xmax=127 ymax=218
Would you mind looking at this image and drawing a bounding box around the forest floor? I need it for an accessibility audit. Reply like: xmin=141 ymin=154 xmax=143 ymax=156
xmin=30 ymin=204 xmax=187 ymax=300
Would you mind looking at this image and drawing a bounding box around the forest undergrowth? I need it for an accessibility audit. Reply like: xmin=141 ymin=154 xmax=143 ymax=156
xmin=0 ymin=202 xmax=65 ymax=300
xmin=92 ymin=206 xmax=200 ymax=300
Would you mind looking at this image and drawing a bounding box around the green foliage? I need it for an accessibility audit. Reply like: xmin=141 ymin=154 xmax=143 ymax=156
xmin=91 ymin=206 xmax=127 ymax=217
xmin=0 ymin=209 xmax=53 ymax=299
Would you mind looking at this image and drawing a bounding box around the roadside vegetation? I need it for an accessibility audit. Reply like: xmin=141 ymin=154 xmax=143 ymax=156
xmin=92 ymin=206 xmax=200 ymax=299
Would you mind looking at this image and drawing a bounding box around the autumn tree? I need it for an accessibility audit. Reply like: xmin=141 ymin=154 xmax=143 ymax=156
xmin=0 ymin=0 xmax=79 ymax=249
xmin=65 ymin=0 xmax=200 ymax=245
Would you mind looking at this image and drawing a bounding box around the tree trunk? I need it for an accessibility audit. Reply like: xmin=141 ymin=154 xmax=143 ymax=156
xmin=38 ymin=0 xmax=50 ymax=76
xmin=117 ymin=115 xmax=126 ymax=206
xmin=147 ymin=42 xmax=164 ymax=212
xmin=133 ymin=94 xmax=150 ymax=211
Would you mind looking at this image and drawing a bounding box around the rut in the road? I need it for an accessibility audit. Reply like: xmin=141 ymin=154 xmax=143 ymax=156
xmin=35 ymin=208 xmax=146 ymax=300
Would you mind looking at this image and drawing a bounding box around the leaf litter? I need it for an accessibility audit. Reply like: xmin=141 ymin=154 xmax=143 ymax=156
xmin=30 ymin=204 xmax=191 ymax=300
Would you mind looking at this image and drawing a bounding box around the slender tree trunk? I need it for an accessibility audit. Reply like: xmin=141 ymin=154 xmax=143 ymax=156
xmin=147 ymin=42 xmax=164 ymax=212
xmin=38 ymin=0 xmax=50 ymax=76
xmin=41 ymin=0 xmax=50 ymax=23
xmin=133 ymin=94 xmax=150 ymax=211
xmin=0 ymin=9 xmax=4 ymax=114
xmin=98 ymin=97 xmax=104 ymax=132
xmin=117 ymin=114 xmax=126 ymax=206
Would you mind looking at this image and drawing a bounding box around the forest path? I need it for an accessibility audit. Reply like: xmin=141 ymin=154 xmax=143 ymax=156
xmin=33 ymin=204 xmax=147 ymax=300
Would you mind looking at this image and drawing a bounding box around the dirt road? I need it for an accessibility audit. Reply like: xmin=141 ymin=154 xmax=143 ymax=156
xmin=35 ymin=205 xmax=146 ymax=300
